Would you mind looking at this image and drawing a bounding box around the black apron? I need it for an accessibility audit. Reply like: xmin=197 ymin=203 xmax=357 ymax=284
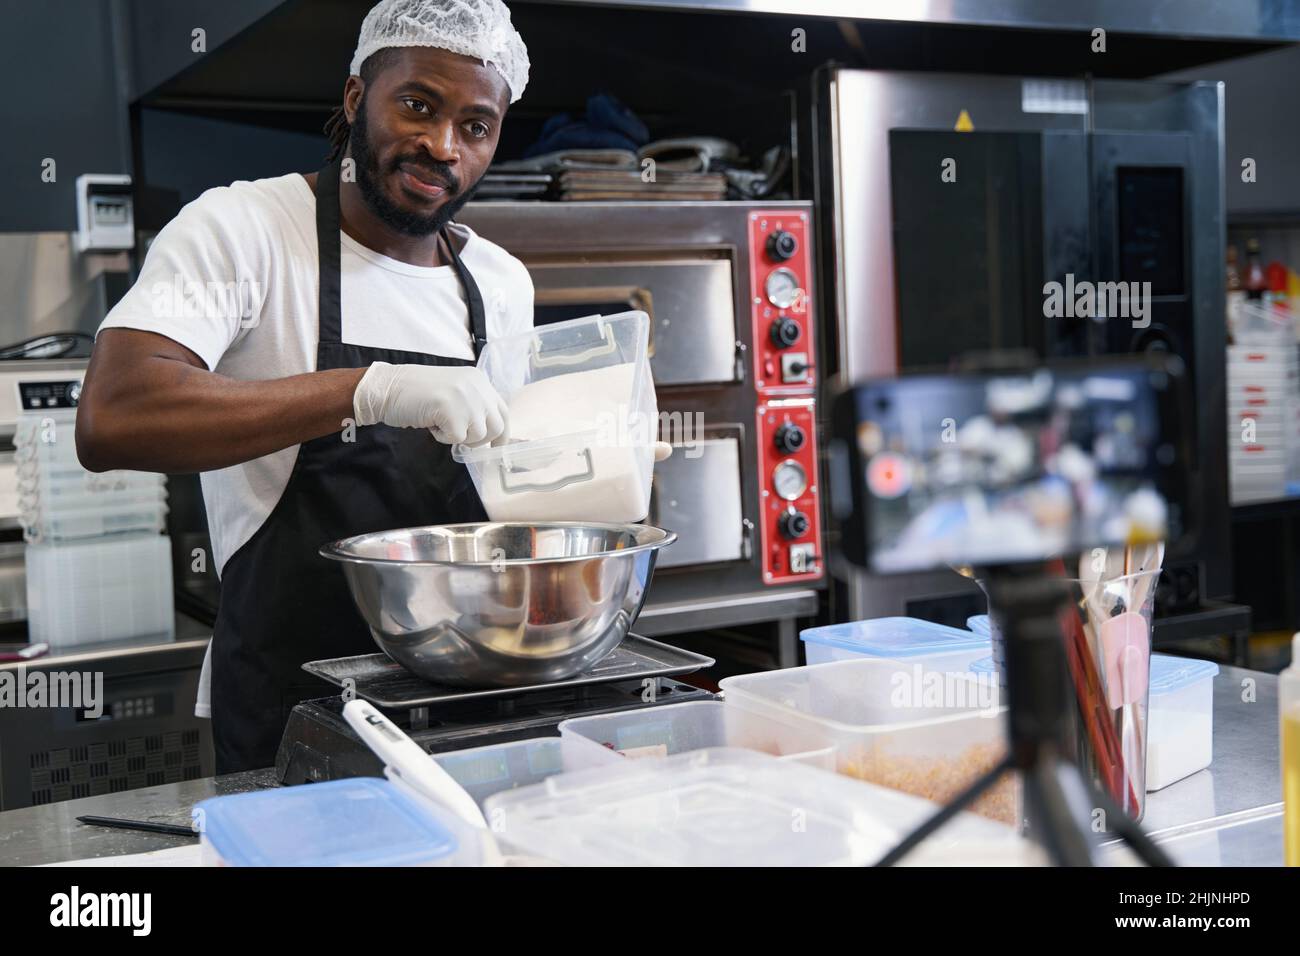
xmin=210 ymin=159 xmax=489 ymax=773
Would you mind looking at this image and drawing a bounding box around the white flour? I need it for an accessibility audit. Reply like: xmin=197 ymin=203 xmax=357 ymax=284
xmin=474 ymin=362 xmax=655 ymax=522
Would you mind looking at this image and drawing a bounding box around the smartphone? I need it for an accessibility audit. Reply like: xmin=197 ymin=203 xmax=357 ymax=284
xmin=828 ymin=356 xmax=1189 ymax=574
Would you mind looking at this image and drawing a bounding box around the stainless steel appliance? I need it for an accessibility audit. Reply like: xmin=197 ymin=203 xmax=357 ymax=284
xmin=459 ymin=201 xmax=827 ymax=663
xmin=810 ymin=68 xmax=1231 ymax=627
xmin=0 ymin=631 xmax=213 ymax=809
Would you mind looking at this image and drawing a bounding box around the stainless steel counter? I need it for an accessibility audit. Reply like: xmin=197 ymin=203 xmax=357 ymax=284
xmin=0 ymin=770 xmax=274 ymax=866
xmin=1123 ymin=664 xmax=1283 ymax=866
xmin=0 ymin=666 xmax=1284 ymax=866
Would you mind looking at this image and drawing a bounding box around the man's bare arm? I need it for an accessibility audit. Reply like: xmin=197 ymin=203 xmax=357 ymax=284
xmin=75 ymin=329 xmax=365 ymax=474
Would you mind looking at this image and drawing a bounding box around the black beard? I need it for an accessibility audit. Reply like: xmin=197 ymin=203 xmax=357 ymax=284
xmin=349 ymin=98 xmax=481 ymax=237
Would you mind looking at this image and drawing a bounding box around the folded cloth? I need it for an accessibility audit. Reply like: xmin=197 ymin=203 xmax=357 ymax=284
xmin=523 ymin=93 xmax=649 ymax=158
xmin=639 ymin=137 xmax=739 ymax=173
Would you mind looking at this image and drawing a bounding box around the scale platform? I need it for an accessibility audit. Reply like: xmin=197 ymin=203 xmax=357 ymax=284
xmin=276 ymin=634 xmax=715 ymax=785
xmin=300 ymin=633 xmax=713 ymax=708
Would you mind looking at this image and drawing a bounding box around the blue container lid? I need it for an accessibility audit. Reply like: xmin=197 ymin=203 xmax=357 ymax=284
xmin=966 ymin=615 xmax=992 ymax=637
xmin=196 ymin=777 xmax=460 ymax=867
xmin=801 ymin=617 xmax=989 ymax=658
xmin=969 ymin=655 xmax=997 ymax=674
xmin=1149 ymin=654 xmax=1220 ymax=696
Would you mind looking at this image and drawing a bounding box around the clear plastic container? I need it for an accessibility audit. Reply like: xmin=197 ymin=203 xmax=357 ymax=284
xmin=558 ymin=700 xmax=834 ymax=767
xmin=453 ymin=311 xmax=657 ymax=522
xmin=13 ymin=407 xmax=169 ymax=542
xmin=196 ymin=777 xmax=481 ymax=866
xmin=1145 ymin=654 xmax=1220 ymax=791
xmin=20 ymin=498 xmax=168 ymax=544
xmin=483 ymin=747 xmax=1027 ymax=866
xmin=432 ymin=736 xmax=620 ymax=807
xmin=720 ymin=659 xmax=1015 ymax=825
xmin=25 ymin=533 xmax=174 ymax=648
xmin=800 ymin=617 xmax=988 ymax=672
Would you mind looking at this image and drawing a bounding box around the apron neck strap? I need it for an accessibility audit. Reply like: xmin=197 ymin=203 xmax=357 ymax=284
xmin=442 ymin=226 xmax=488 ymax=359
xmin=314 ymin=158 xmax=489 ymax=359
xmin=315 ymin=159 xmax=344 ymax=346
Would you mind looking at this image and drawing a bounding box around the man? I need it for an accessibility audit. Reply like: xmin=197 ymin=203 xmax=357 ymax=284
xmin=77 ymin=0 xmax=540 ymax=773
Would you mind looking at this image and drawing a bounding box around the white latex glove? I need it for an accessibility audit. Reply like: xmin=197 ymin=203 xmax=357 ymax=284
xmin=353 ymin=362 xmax=508 ymax=446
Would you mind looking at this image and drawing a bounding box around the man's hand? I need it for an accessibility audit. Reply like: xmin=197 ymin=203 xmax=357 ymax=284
xmin=353 ymin=362 xmax=509 ymax=446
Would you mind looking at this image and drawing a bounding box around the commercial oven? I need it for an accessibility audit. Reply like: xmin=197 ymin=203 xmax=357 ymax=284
xmin=459 ymin=201 xmax=827 ymax=661
xmin=810 ymin=68 xmax=1229 ymax=627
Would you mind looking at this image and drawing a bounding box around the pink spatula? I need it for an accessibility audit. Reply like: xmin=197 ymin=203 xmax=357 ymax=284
xmin=1100 ymin=611 xmax=1149 ymax=709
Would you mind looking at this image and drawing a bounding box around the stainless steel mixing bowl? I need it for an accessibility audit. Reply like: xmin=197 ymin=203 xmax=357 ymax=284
xmin=320 ymin=522 xmax=676 ymax=687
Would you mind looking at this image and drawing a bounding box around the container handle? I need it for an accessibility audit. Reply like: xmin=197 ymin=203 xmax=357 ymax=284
xmin=530 ymin=319 xmax=618 ymax=368
xmin=498 ymin=448 xmax=595 ymax=494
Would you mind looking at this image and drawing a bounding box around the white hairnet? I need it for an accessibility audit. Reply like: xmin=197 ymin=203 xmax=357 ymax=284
xmin=350 ymin=0 xmax=530 ymax=104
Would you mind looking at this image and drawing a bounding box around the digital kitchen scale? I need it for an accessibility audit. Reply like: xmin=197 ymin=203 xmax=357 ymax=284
xmin=275 ymin=634 xmax=716 ymax=785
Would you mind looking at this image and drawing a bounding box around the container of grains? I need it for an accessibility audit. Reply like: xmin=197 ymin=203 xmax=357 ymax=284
xmin=719 ymin=658 xmax=1018 ymax=825
xmin=800 ymin=616 xmax=989 ymax=672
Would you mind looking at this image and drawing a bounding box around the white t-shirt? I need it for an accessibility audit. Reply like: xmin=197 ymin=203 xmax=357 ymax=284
xmin=97 ymin=172 xmax=534 ymax=717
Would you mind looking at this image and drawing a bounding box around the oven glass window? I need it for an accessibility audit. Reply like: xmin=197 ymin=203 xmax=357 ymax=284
xmin=1117 ymin=166 xmax=1185 ymax=297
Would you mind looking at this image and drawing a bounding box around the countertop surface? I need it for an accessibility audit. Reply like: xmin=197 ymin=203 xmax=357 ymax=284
xmin=0 ymin=665 xmax=1284 ymax=867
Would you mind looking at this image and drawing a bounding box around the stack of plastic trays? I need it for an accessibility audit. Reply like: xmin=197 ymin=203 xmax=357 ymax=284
xmin=14 ymin=407 xmax=173 ymax=648
xmin=1229 ymin=306 xmax=1300 ymax=503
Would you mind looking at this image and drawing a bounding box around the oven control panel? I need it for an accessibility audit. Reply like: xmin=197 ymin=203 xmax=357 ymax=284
xmin=755 ymin=398 xmax=822 ymax=583
xmin=749 ymin=210 xmax=822 ymax=584
xmin=749 ymin=211 xmax=816 ymax=390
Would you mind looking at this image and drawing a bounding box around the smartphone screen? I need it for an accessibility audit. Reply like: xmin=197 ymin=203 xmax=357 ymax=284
xmin=830 ymin=358 xmax=1186 ymax=574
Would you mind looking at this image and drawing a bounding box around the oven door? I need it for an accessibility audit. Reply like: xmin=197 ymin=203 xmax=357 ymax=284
xmin=525 ymin=252 xmax=741 ymax=387
xmin=649 ymin=426 xmax=748 ymax=570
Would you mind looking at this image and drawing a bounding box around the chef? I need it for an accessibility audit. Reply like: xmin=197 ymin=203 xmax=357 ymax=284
xmin=76 ymin=0 xmax=656 ymax=773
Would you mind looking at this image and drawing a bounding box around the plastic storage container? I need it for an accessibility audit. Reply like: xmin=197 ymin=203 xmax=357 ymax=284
xmin=25 ymin=533 xmax=174 ymax=648
xmin=14 ymin=410 xmax=168 ymax=544
xmin=801 ymin=617 xmax=989 ymax=672
xmin=452 ymin=311 xmax=657 ymax=522
xmin=720 ymin=658 xmax=1015 ymax=824
xmin=558 ymin=700 xmax=834 ymax=767
xmin=1145 ymin=654 xmax=1220 ymax=791
xmin=433 ymin=736 xmax=620 ymax=807
xmin=20 ymin=498 xmax=168 ymax=544
xmin=196 ymin=777 xmax=481 ymax=866
xmin=483 ymin=747 xmax=1027 ymax=866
